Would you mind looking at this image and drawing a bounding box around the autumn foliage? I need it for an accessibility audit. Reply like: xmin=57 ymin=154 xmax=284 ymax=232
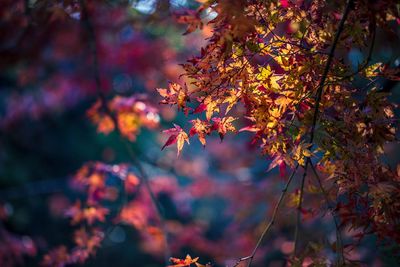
xmin=0 ymin=0 xmax=400 ymax=267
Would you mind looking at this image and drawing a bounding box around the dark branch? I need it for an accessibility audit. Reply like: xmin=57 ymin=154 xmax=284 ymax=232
xmin=338 ymin=19 xmax=376 ymax=81
xmin=293 ymin=0 xmax=353 ymax=258
xmin=231 ymin=164 xmax=300 ymax=267
xmin=309 ymin=159 xmax=344 ymax=265
xmin=293 ymin=167 xmax=307 ymax=255
xmin=309 ymin=0 xmax=353 ymax=144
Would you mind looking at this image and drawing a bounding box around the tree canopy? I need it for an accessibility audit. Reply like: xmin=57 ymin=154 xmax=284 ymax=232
xmin=0 ymin=0 xmax=399 ymax=266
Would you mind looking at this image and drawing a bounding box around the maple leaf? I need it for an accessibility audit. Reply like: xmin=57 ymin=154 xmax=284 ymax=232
xmin=174 ymin=9 xmax=203 ymax=35
xmin=275 ymin=95 xmax=292 ymax=111
xmin=65 ymin=201 xmax=84 ymax=225
xmin=223 ymin=89 xmax=240 ymax=114
xmin=275 ymin=55 xmax=291 ymax=71
xmin=239 ymin=125 xmax=261 ymax=133
xmin=87 ymin=100 xmax=115 ymax=135
xmin=87 ymin=96 xmax=160 ymax=142
xmin=87 ymin=173 xmax=105 ymax=189
xmin=162 ymin=124 xmax=190 ymax=155
xmin=83 ymin=206 xmax=109 ymax=225
xmin=73 ymin=228 xmax=103 ymax=252
xmin=293 ymin=143 xmax=314 ymax=166
xmin=42 ymin=246 xmax=71 ymax=267
xmin=256 ymin=65 xmax=282 ymax=91
xmin=168 ymin=254 xmax=199 ymax=267
xmin=280 ymin=0 xmax=289 ymax=8
xmin=267 ymin=156 xmax=289 ymax=178
xmin=189 ymin=119 xmax=211 ymax=146
xmin=117 ymin=112 xmax=140 ymax=141
xmin=201 ymin=96 xmax=219 ymax=121
xmin=193 ymin=103 xmax=207 ymax=114
xmin=363 ymin=62 xmax=382 ymax=78
xmin=288 ymin=189 xmax=301 ymax=208
xmin=211 ymin=116 xmax=237 ymax=140
xmin=124 ymin=173 xmax=140 ymax=193
xmin=157 ymin=83 xmax=189 ymax=111
xmin=96 ymin=116 xmax=115 ymax=135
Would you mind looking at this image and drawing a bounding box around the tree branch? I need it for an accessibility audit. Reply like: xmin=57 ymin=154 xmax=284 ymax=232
xmin=309 ymin=159 xmax=344 ymax=265
xmin=231 ymin=164 xmax=300 ymax=267
xmin=235 ymin=1 xmax=354 ymax=265
xmin=293 ymin=167 xmax=307 ymax=255
xmin=339 ymin=19 xmax=376 ymax=81
xmin=292 ymin=0 xmax=353 ymax=258
xmin=309 ymin=0 xmax=353 ymax=144
xmin=79 ymin=0 xmax=171 ymax=264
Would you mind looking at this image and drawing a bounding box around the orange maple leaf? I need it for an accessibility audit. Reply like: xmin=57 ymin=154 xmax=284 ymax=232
xmin=189 ymin=119 xmax=211 ymax=146
xmin=168 ymin=254 xmax=199 ymax=267
xmin=157 ymin=82 xmax=189 ymax=111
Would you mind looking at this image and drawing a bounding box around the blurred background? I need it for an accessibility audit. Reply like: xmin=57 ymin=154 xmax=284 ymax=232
xmin=0 ymin=1 xmax=399 ymax=266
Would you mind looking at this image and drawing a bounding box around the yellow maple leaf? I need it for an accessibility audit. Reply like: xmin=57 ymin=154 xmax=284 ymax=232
xmin=203 ymin=96 xmax=219 ymax=121
xmin=364 ymin=62 xmax=382 ymax=78
xmin=256 ymin=65 xmax=282 ymax=91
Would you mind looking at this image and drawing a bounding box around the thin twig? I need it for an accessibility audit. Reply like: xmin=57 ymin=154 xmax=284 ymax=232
xmin=292 ymin=0 xmax=353 ymax=258
xmin=309 ymin=0 xmax=353 ymax=143
xmin=337 ymin=19 xmax=376 ymax=81
xmin=231 ymin=164 xmax=299 ymax=267
xmin=293 ymin=167 xmax=307 ymax=255
xmin=309 ymin=159 xmax=345 ymax=265
xmin=121 ymin=138 xmax=171 ymax=264
xmin=235 ymin=1 xmax=353 ymax=265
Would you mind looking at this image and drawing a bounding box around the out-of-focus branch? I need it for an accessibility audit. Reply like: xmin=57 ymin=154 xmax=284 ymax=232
xmin=79 ymin=0 xmax=171 ymax=264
